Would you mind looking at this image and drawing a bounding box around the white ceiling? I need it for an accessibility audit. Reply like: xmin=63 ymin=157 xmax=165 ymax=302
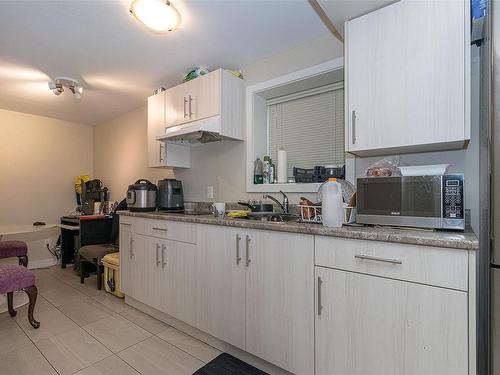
xmin=0 ymin=0 xmax=393 ymax=126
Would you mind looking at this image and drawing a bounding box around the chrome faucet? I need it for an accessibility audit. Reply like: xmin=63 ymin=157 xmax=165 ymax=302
xmin=263 ymin=190 xmax=289 ymax=214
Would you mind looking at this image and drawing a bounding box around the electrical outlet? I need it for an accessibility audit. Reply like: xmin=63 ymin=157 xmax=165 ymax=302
xmin=207 ymin=186 xmax=214 ymax=199
xmin=44 ymin=239 xmax=50 ymax=247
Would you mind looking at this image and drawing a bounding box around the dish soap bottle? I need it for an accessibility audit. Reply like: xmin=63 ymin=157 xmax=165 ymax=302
xmin=320 ymin=178 xmax=343 ymax=227
xmin=254 ymin=158 xmax=263 ymax=184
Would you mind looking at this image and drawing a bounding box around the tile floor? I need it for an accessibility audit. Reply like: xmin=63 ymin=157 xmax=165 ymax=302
xmin=0 ymin=265 xmax=221 ymax=375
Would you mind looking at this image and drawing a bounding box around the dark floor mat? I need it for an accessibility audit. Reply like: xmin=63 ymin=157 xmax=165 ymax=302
xmin=193 ymin=353 xmax=269 ymax=375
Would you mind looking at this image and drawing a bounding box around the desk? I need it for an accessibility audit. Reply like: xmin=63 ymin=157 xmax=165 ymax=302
xmin=0 ymin=224 xmax=57 ymax=241
xmin=60 ymin=216 xmax=113 ymax=269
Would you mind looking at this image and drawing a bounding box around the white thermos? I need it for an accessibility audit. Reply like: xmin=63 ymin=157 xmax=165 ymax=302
xmin=277 ymin=148 xmax=287 ymax=183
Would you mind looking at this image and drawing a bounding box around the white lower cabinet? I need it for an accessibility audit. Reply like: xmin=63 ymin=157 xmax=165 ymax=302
xmin=196 ymin=225 xmax=314 ymax=374
xmin=315 ymin=266 xmax=469 ymax=375
xmin=245 ymin=229 xmax=314 ymax=375
xmin=196 ymin=225 xmax=246 ymax=348
xmin=119 ymin=233 xmax=150 ymax=305
xmin=120 ymin=217 xmax=474 ymax=375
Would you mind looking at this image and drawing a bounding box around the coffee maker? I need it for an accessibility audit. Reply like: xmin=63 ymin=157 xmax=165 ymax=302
xmin=81 ymin=179 xmax=109 ymax=215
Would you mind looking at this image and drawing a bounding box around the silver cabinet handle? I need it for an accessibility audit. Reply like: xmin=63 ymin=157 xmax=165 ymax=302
xmin=152 ymin=227 xmax=167 ymax=232
xmin=130 ymin=237 xmax=134 ymax=259
xmin=235 ymin=234 xmax=242 ymax=265
xmin=351 ymin=110 xmax=356 ymax=144
xmin=188 ymin=95 xmax=193 ymax=118
xmin=156 ymin=243 xmax=161 ymax=266
xmin=317 ymin=276 xmax=323 ymax=315
xmin=183 ymin=97 xmax=188 ymax=118
xmin=354 ymin=254 xmax=402 ymax=265
xmin=120 ymin=223 xmax=131 ymax=226
xmin=245 ymin=235 xmax=251 ymax=267
xmin=161 ymin=244 xmax=166 ymax=268
xmin=159 ymin=143 xmax=164 ymax=162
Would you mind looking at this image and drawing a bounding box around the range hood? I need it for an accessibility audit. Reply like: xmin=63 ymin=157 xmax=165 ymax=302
xmin=157 ymin=115 xmax=241 ymax=144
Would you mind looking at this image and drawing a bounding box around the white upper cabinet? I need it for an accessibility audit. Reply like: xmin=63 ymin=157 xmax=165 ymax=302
xmin=147 ymin=91 xmax=191 ymax=168
xmin=147 ymin=92 xmax=167 ymax=167
xmin=345 ymin=0 xmax=470 ymax=156
xmin=165 ymin=69 xmax=245 ymax=140
xmin=166 ymin=69 xmax=221 ymax=127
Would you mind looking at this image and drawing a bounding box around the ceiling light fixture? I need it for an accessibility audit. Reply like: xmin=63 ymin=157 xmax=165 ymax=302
xmin=129 ymin=0 xmax=181 ymax=33
xmin=48 ymin=77 xmax=83 ymax=99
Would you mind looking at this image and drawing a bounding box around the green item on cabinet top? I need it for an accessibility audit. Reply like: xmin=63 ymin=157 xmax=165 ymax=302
xmin=183 ymin=67 xmax=209 ymax=82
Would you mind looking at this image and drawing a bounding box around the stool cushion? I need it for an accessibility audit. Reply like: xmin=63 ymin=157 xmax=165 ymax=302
xmin=79 ymin=244 xmax=118 ymax=263
xmin=0 ymin=264 xmax=35 ymax=294
xmin=0 ymin=241 xmax=28 ymax=259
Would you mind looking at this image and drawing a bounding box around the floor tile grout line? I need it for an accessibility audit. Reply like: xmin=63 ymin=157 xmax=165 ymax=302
xmin=153 ymin=334 xmax=210 ymax=364
xmin=68 ymin=351 xmax=117 ymax=375
xmin=13 ymin=313 xmax=63 ymax=375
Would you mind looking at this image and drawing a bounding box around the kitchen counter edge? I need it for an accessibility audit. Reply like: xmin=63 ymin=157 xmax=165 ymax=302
xmin=118 ymin=211 xmax=479 ymax=251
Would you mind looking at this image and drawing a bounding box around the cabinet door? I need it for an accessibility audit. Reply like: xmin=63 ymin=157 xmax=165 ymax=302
xmin=346 ymin=0 xmax=466 ymax=153
xmin=147 ymin=92 xmax=167 ymax=167
xmin=315 ymin=267 xmax=468 ymax=375
xmin=125 ymin=234 xmax=152 ymax=305
xmin=119 ymin=229 xmax=132 ymax=295
xmin=188 ymin=70 xmax=220 ymax=122
xmin=245 ymin=230 xmax=314 ymax=374
xmin=159 ymin=238 xmax=198 ymax=327
xmin=195 ymin=225 xmax=246 ymax=349
xmin=166 ymin=84 xmax=189 ymax=128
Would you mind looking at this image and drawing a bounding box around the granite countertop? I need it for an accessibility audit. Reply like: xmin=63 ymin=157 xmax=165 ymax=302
xmin=118 ymin=211 xmax=479 ymax=251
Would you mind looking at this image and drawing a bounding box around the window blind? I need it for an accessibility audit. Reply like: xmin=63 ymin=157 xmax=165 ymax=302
xmin=267 ymin=86 xmax=344 ymax=177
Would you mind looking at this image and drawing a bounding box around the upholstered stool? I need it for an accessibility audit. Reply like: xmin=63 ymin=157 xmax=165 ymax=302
xmin=0 ymin=241 xmax=28 ymax=266
xmin=79 ymin=244 xmax=118 ymax=290
xmin=0 ymin=264 xmax=39 ymax=328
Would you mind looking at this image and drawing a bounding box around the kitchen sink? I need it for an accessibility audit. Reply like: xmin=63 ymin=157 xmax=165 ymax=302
xmin=241 ymin=213 xmax=300 ymax=223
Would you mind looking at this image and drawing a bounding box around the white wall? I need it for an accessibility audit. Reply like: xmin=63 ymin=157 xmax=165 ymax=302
xmin=93 ymin=106 xmax=175 ymax=201
xmin=0 ymin=109 xmax=93 ymax=224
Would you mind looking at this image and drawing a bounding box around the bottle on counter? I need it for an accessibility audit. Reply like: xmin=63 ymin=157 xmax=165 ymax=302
xmin=269 ymin=158 xmax=276 ymax=184
xmin=254 ymin=157 xmax=263 ymax=184
xmin=263 ymin=156 xmax=271 ymax=184
xmin=319 ymin=178 xmax=343 ymax=227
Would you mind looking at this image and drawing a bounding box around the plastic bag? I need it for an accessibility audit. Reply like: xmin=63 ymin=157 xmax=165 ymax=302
xmin=365 ymin=156 xmax=401 ymax=177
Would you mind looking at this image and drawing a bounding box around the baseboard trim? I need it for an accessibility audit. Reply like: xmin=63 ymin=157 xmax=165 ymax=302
xmin=125 ymin=296 xmax=292 ymax=375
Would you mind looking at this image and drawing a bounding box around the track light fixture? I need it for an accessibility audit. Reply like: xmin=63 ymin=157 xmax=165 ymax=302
xmin=48 ymin=77 xmax=83 ymax=99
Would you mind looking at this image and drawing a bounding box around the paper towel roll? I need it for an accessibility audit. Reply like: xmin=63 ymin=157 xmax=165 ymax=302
xmin=277 ymin=148 xmax=287 ymax=183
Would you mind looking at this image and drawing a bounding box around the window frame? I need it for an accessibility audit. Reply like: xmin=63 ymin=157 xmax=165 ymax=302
xmin=245 ymin=58 xmax=354 ymax=193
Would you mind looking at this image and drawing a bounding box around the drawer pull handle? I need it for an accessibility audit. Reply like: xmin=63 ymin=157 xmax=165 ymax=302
xmin=245 ymin=235 xmax=251 ymax=267
xmin=120 ymin=223 xmax=131 ymax=226
xmin=317 ymin=276 xmax=323 ymax=315
xmin=156 ymin=244 xmax=161 ymax=266
xmin=152 ymin=227 xmax=167 ymax=232
xmin=235 ymin=234 xmax=242 ymax=265
xmin=354 ymin=254 xmax=402 ymax=265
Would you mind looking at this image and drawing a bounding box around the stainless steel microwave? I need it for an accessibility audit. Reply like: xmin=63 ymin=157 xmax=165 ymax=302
xmin=357 ymin=174 xmax=465 ymax=231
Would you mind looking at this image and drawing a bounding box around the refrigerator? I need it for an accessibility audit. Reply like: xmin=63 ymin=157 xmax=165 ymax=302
xmin=491 ymin=0 xmax=500 ymax=374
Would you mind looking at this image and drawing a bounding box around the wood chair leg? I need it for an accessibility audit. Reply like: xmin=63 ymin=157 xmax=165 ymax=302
xmin=97 ymin=264 xmax=103 ymax=290
xmin=80 ymin=261 xmax=86 ymax=284
xmin=18 ymin=255 xmax=28 ymax=267
xmin=7 ymin=292 xmax=16 ymax=317
xmin=22 ymin=285 xmax=40 ymax=329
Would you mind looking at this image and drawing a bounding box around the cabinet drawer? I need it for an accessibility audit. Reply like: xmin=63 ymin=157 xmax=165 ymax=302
xmin=119 ymin=216 xmax=135 ymax=232
xmin=315 ymin=236 xmax=468 ymax=291
xmin=142 ymin=219 xmax=197 ymax=244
